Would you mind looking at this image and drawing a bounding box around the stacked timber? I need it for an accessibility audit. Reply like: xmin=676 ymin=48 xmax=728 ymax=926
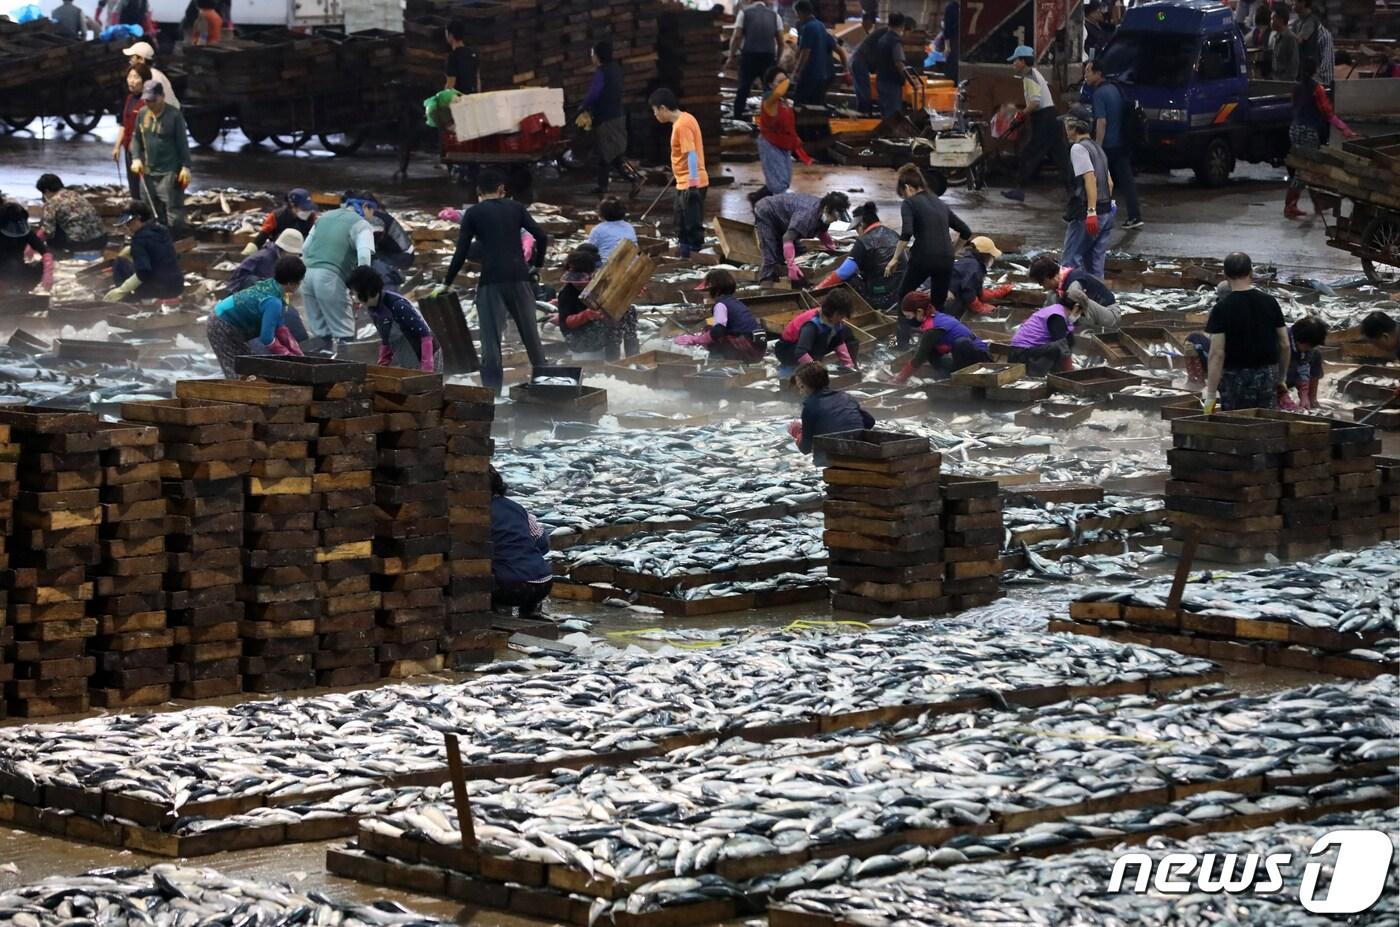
xmin=88 ymin=422 xmax=171 ymax=709
xmin=818 ymin=431 xmax=947 ymax=618
xmin=655 ymin=8 xmax=723 ymax=165
xmin=1382 ymin=458 xmax=1400 ymax=541
xmin=0 ymin=424 xmax=14 ymax=716
xmin=1286 ymin=135 xmax=1400 ymax=212
xmin=1328 ymin=421 xmax=1385 ymax=549
xmin=370 ymin=370 xmax=449 ymax=679
xmin=0 ymin=407 xmax=102 ymax=718
xmin=122 ymin=398 xmax=250 ymax=700
xmin=939 ymin=476 xmax=1004 ymax=611
xmin=0 ymin=22 xmax=127 ymax=101
xmin=441 ymin=384 xmax=498 ymax=668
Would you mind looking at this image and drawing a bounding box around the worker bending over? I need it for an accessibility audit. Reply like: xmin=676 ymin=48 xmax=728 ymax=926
xmin=489 ymin=466 xmax=553 ymax=618
xmin=1009 ymin=302 xmax=1080 ymax=376
xmin=207 ymin=256 xmax=305 ymax=376
xmin=946 ymin=236 xmax=1010 ymax=317
xmin=555 ymin=247 xmax=609 ymax=356
xmin=1028 ymin=256 xmax=1120 ymax=330
xmin=228 ymin=228 xmax=304 ymax=294
xmin=756 ymin=191 xmax=850 ymax=283
xmin=300 ymin=192 xmax=378 ymax=351
xmin=1360 ymin=311 xmax=1400 ymax=367
xmin=890 ymin=297 xmax=992 ymax=383
xmin=1202 ymin=252 xmax=1290 ymax=413
xmin=774 ymin=289 xmax=861 ymax=377
xmin=247 ymin=189 xmax=317 ymax=255
xmin=0 ymin=204 xmax=53 ymax=294
xmin=346 ymin=266 xmax=440 ymax=373
xmin=788 ymin=362 xmax=875 ymax=467
xmin=105 ymin=201 xmax=183 ymax=302
xmin=674 ymin=269 xmax=766 ymax=362
xmin=1283 ymin=317 xmax=1328 ymax=409
xmin=815 ymin=202 xmax=904 ymax=312
xmin=36 ymin=174 xmax=105 ymax=252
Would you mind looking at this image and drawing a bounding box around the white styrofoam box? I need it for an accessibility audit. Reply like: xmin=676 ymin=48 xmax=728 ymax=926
xmin=449 ymin=88 xmax=565 ymax=140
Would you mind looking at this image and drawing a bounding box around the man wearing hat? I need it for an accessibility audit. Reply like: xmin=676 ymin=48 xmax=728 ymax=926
xmin=104 ymin=200 xmax=184 ymax=302
xmin=121 ymin=41 xmax=178 ymax=107
xmin=1000 ymin=45 xmax=1071 ymax=203
xmin=0 ymin=203 xmax=53 ymax=294
xmin=946 ymin=235 xmax=1012 ymax=318
xmin=131 ymin=79 xmax=191 ymax=231
xmin=228 ymin=228 xmax=305 ymax=295
xmin=245 ymin=188 xmax=317 ymax=256
xmin=299 ymin=192 xmax=378 ymax=350
xmin=1061 ymin=103 xmax=1114 ymax=279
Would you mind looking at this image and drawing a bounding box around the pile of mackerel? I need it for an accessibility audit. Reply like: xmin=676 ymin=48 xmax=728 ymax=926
xmin=0 ymin=625 xmax=1215 ymax=846
xmin=334 ymin=678 xmax=1397 ymax=921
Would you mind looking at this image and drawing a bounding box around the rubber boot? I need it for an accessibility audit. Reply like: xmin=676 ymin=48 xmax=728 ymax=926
xmin=1057 ymin=354 xmax=1075 ymax=373
xmin=1308 ymin=191 xmax=1326 ymax=219
xmin=1307 ymin=376 xmax=1320 ymax=409
xmin=1284 ymin=186 xmax=1305 ymax=220
xmin=889 ymin=361 xmax=916 ymax=386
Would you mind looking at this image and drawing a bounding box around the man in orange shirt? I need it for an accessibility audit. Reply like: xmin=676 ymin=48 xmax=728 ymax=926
xmin=649 ymin=88 xmax=709 ymax=258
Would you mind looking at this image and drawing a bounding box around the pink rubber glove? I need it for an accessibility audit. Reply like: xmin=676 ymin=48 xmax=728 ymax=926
xmin=377 ymin=344 xmax=394 ymax=366
xmin=834 ymin=343 xmax=855 ymax=369
xmin=797 ymin=353 xmax=815 ymax=365
xmin=674 ymin=332 xmax=712 ymax=346
xmin=521 ymin=231 xmax=535 ymax=262
xmin=783 ymin=241 xmax=802 ymax=281
xmin=819 ymin=232 xmax=837 ymax=252
xmin=268 ymin=327 xmax=302 ymax=356
xmin=786 ymin=420 xmax=803 ymax=444
xmin=438 ymin=207 xmax=462 ymax=222
xmin=40 ymin=253 xmax=54 ymax=292
xmin=419 ymin=336 xmax=435 ymax=372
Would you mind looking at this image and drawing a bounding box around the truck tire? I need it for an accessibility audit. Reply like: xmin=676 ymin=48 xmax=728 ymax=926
xmin=63 ymin=111 xmax=103 ymax=134
xmin=318 ymin=129 xmax=367 ymax=156
xmin=1193 ymin=137 xmax=1235 ymax=187
xmin=187 ymin=111 xmax=224 ymax=148
xmin=1360 ymin=215 xmax=1400 ymax=287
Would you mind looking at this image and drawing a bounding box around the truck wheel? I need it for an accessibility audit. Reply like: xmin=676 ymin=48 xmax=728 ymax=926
xmin=63 ymin=111 xmax=102 ymax=134
xmin=1193 ymin=137 xmax=1234 ymax=187
xmin=1361 ymin=215 xmax=1400 ymax=287
xmin=318 ymin=129 xmax=366 ymax=156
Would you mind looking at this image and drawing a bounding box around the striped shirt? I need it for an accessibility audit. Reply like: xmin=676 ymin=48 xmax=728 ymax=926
xmin=1316 ymin=25 xmax=1334 ymax=86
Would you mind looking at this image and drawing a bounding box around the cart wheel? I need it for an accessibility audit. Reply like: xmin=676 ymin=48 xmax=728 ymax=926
xmin=1360 ymin=215 xmax=1400 ymax=287
xmin=63 ymin=111 xmax=103 ymax=134
xmin=318 ymin=129 xmax=367 ymax=156
xmin=187 ymin=112 xmax=224 ymax=148
xmin=270 ymin=131 xmax=310 ymax=150
xmin=2 ymin=115 xmax=34 ymax=131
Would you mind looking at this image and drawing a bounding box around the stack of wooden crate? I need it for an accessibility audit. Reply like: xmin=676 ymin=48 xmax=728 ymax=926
xmin=655 ymin=8 xmax=722 ymax=165
xmin=309 ymin=371 xmax=383 ymax=689
xmin=939 ymin=476 xmax=1005 ymax=611
xmin=123 ymin=398 xmax=250 ymax=700
xmin=1329 ymin=421 xmax=1385 ymax=550
xmin=88 ymin=422 xmax=171 ymax=709
xmin=0 ymin=422 xmax=14 ymax=716
xmin=817 ymin=431 xmax=947 ymax=618
xmin=441 ymin=384 xmax=498 ymax=668
xmin=371 ymin=370 xmax=449 ymax=679
xmin=1 ymin=407 xmax=102 ymax=717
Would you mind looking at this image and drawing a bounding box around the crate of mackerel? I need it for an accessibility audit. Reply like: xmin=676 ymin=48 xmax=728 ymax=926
xmin=88 ymin=421 xmax=171 ymax=710
xmin=368 ymin=368 xmax=450 ymax=679
xmin=176 ymin=379 xmax=323 ymax=694
xmin=818 ymin=431 xmax=947 ymax=618
xmin=439 ymin=383 xmax=500 ymax=668
xmin=0 ymin=406 xmax=106 ymax=718
xmin=120 ymin=398 xmax=253 ymax=700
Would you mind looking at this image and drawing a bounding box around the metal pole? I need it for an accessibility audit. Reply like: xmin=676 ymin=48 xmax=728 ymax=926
xmin=638 ymin=177 xmax=675 ymax=223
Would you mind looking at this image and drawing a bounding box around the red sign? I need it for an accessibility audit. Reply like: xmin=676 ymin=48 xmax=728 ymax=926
xmin=1035 ymin=0 xmax=1068 ymax=58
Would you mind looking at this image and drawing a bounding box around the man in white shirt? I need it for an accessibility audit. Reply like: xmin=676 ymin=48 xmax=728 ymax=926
xmin=1001 ymin=45 xmax=1071 ymax=203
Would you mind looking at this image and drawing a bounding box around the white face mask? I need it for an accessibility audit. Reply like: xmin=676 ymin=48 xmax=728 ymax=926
xmin=294 ymin=208 xmax=312 ymax=221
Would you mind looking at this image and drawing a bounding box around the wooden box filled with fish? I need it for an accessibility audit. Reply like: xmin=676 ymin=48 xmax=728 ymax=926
xmin=0 ymin=406 xmax=104 ymax=717
xmin=120 ymin=397 xmax=254 ymax=700
xmin=371 ymin=371 xmax=451 ymax=679
xmin=819 ymin=431 xmax=949 ymax=618
xmin=1046 ymin=365 xmax=1143 ymax=398
xmin=442 ymin=384 xmax=502 ymax=668
xmin=86 ymin=421 xmax=171 ymax=709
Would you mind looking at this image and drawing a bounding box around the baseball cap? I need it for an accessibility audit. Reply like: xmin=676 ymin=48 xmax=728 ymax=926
xmin=141 ymin=79 xmax=165 ymax=102
xmin=1007 ymin=44 xmax=1035 ymax=62
xmin=274 ymin=228 xmax=305 ymax=254
xmin=970 ymin=236 xmax=1002 ymax=258
xmin=114 ymin=200 xmax=152 ymax=227
xmin=1063 ymin=103 xmax=1093 ymax=126
xmin=287 ymin=188 xmax=316 ymax=211
xmin=123 ymin=41 xmax=156 ymax=60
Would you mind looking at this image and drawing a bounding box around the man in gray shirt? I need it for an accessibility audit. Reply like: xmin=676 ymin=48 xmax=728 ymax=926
xmin=51 ymin=0 xmax=96 ymax=36
xmin=1269 ymin=9 xmax=1298 ymax=81
xmin=727 ymin=1 xmax=783 ymax=119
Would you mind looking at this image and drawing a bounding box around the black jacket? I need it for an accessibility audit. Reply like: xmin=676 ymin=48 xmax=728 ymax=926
xmin=799 ymin=388 xmax=875 ymax=461
xmin=130 ymin=222 xmax=184 ymax=297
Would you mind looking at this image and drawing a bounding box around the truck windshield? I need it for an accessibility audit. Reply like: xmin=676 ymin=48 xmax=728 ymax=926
xmin=1097 ymin=32 xmax=1197 ymax=86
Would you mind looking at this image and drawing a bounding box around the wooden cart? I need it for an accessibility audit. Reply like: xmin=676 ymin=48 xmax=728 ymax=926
xmin=1290 ymin=134 xmax=1400 ymax=286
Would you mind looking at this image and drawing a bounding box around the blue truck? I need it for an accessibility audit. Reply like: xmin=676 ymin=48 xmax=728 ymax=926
xmin=1093 ymin=0 xmax=1294 ymax=186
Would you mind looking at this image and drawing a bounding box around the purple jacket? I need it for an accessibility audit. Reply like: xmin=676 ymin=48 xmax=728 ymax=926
xmin=1011 ymin=304 xmax=1073 ymax=349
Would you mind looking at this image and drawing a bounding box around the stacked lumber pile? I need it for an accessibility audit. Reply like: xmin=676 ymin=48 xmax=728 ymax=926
xmin=655 ymin=7 xmax=723 ymax=166
xmin=1 ymin=407 xmax=102 ymax=718
xmin=819 ymin=431 xmax=947 ymax=618
xmin=1382 ymin=458 xmax=1400 ymax=541
xmin=939 ymin=476 xmax=1004 ymax=611
xmin=122 ymin=398 xmax=250 ymax=700
xmin=1165 ymin=411 xmax=1385 ymax=563
xmin=180 ymin=30 xmax=404 ymax=101
xmin=1286 ymin=135 xmax=1400 ymax=211
xmin=88 ymin=422 xmax=171 ymax=709
xmin=370 ymin=370 xmax=450 ymax=679
xmin=0 ymin=21 xmax=126 ymax=100
xmin=441 ymin=384 xmax=498 ymax=668
xmin=0 ymin=424 xmax=13 ymax=717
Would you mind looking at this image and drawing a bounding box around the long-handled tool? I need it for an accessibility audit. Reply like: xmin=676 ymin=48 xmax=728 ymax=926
xmin=1358 ymin=394 xmax=1400 ymax=424
xmin=638 ymin=176 xmax=675 ymax=223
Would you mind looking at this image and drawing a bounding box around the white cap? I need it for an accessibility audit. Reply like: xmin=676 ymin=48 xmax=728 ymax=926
xmin=123 ymin=41 xmax=156 ymax=60
xmin=274 ymin=228 xmax=305 ymax=255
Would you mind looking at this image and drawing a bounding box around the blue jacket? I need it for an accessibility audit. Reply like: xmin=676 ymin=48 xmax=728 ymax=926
xmin=130 ymin=222 xmax=183 ymax=297
xmin=491 ymin=495 xmax=552 ymax=586
xmin=928 ymin=312 xmax=986 ymax=351
xmin=799 ymin=389 xmax=875 ymax=464
xmin=227 ymin=243 xmax=277 ymax=294
xmin=948 ymin=252 xmax=986 ymax=310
